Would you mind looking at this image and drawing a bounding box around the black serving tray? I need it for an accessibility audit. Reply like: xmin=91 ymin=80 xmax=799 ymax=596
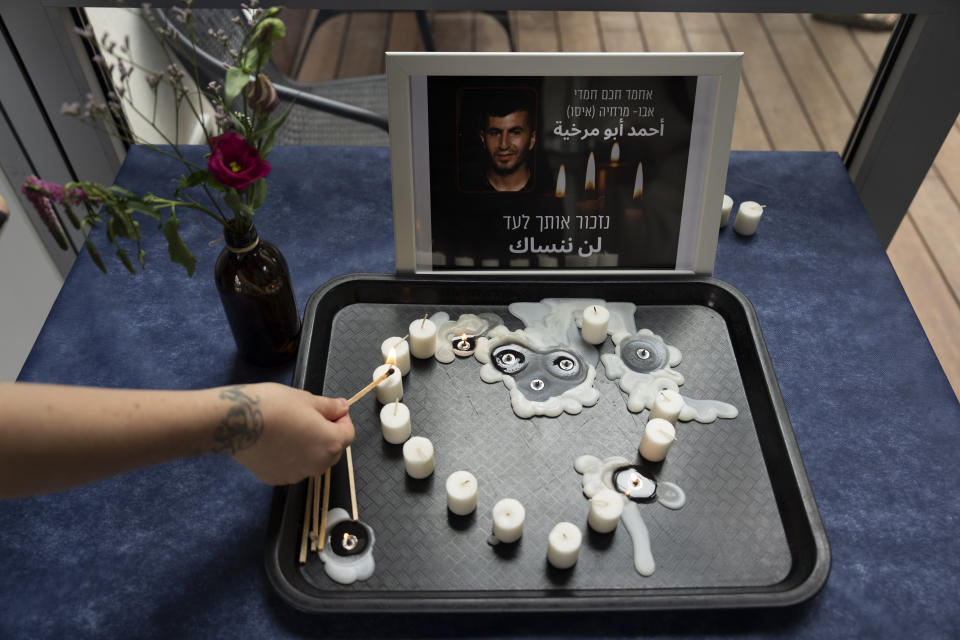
xmin=265 ymin=274 xmax=829 ymax=613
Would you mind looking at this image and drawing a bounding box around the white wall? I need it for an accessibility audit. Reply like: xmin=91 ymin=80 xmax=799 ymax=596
xmin=86 ymin=7 xmax=213 ymax=145
xmin=0 ymin=169 xmax=67 ymax=381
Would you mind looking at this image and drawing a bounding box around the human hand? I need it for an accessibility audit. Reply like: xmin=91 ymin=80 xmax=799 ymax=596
xmin=212 ymin=383 xmax=354 ymax=485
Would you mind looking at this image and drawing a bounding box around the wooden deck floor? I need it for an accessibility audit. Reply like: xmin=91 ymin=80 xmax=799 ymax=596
xmin=279 ymin=11 xmax=960 ymax=399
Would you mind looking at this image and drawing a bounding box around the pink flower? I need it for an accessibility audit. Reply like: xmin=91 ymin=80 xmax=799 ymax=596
xmin=207 ymin=131 xmax=270 ymax=191
xmin=21 ymin=176 xmax=69 ymax=250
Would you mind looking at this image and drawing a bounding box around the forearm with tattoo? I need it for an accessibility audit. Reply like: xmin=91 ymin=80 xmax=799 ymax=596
xmin=211 ymin=386 xmax=264 ymax=455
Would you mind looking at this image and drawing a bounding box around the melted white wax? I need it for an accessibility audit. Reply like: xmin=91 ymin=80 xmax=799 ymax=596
xmin=476 ymin=329 xmax=599 ymax=418
xmin=574 ymin=455 xmax=687 ymax=576
xmin=432 ymin=301 xmax=737 ymax=422
xmin=318 ymin=508 xmax=376 ymax=585
xmin=600 ymin=318 xmax=738 ymax=423
xmin=431 ymin=312 xmax=504 ymax=363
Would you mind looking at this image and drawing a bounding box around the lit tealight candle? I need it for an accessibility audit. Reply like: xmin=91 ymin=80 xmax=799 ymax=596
xmin=492 ymin=498 xmax=525 ymax=543
xmin=379 ymin=400 xmax=411 ymax=444
xmin=733 ymin=200 xmax=765 ymax=236
xmin=648 ymin=389 xmax=683 ymax=425
xmin=581 ymin=304 xmax=610 ymax=345
xmin=720 ymin=194 xmax=733 ymax=228
xmin=408 ymin=317 xmax=438 ymax=359
xmin=639 ymin=417 xmax=676 ymax=462
xmin=588 ymin=488 xmax=625 ymax=534
xmin=547 ymin=522 xmax=582 ymax=569
xmin=445 ymin=470 xmax=478 ymax=515
xmin=381 ymin=337 xmax=411 ymax=376
xmin=372 ymin=363 xmax=403 ymax=404
xmin=402 ymin=436 xmax=434 ymax=479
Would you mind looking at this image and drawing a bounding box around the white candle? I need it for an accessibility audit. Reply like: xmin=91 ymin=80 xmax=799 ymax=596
xmin=372 ymin=363 xmax=403 ymax=404
xmin=402 ymin=436 xmax=434 ymax=479
xmin=733 ymin=200 xmax=765 ymax=236
xmin=492 ymin=498 xmax=525 ymax=543
xmin=720 ymin=194 xmax=734 ymax=228
xmin=581 ymin=304 xmax=610 ymax=345
xmin=587 ymin=488 xmax=624 ymax=534
xmin=547 ymin=522 xmax=582 ymax=569
xmin=648 ymin=389 xmax=683 ymax=425
xmin=379 ymin=401 xmax=411 ymax=444
xmin=445 ymin=470 xmax=478 ymax=515
xmin=408 ymin=318 xmax=437 ymax=359
xmin=381 ymin=337 xmax=411 ymax=376
xmin=639 ymin=417 xmax=676 ymax=462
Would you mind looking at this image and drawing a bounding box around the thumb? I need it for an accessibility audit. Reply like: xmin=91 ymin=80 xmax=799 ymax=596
xmin=313 ymin=395 xmax=348 ymax=420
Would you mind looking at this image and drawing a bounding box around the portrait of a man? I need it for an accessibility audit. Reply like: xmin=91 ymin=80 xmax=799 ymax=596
xmin=477 ymin=91 xmax=538 ymax=192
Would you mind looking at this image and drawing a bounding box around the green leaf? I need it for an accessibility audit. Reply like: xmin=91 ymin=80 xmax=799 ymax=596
xmin=118 ymin=211 xmax=137 ymax=239
xmin=182 ymin=170 xmax=209 ymax=188
xmin=223 ymin=188 xmax=244 ymax=214
xmin=256 ymin=104 xmax=293 ymax=157
xmin=62 ymin=200 xmax=82 ymax=230
xmin=242 ymin=47 xmax=261 ymax=74
xmin=224 ymin=66 xmax=251 ymax=106
xmin=205 ymin=175 xmax=226 ymax=191
xmin=163 ymin=216 xmax=197 ymax=277
xmin=138 ymin=248 xmax=147 ymax=268
xmin=126 ymin=202 xmax=162 ymax=221
xmin=116 ymin=247 xmax=136 ymax=274
xmin=110 ymin=185 xmax=136 ymax=198
xmin=107 ymin=217 xmax=117 ymax=243
xmin=249 ymin=178 xmax=267 ymax=210
xmin=85 ymin=239 xmax=107 ymax=273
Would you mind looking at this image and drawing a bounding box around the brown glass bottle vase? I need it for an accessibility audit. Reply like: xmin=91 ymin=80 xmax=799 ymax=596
xmin=214 ymin=224 xmax=300 ymax=365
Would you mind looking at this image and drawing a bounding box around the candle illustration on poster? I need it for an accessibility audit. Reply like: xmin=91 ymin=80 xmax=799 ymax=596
xmin=576 ymin=152 xmax=602 ymax=215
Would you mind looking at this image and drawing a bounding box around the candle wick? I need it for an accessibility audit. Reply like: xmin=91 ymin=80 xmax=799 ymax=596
xmin=421 ymin=313 xmax=427 ymax=329
xmin=394 ymin=399 xmax=399 ymax=416
xmin=593 ymin=305 xmax=597 ymax=314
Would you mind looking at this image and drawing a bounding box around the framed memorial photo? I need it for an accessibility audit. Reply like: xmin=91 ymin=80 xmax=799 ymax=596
xmin=387 ymin=52 xmax=742 ymax=275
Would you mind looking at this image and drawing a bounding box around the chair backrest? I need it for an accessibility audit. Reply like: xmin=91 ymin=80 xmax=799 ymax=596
xmin=153 ymin=8 xmax=389 ymax=145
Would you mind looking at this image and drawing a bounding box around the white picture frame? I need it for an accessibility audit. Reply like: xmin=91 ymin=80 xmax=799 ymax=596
xmin=387 ymin=51 xmax=742 ymax=276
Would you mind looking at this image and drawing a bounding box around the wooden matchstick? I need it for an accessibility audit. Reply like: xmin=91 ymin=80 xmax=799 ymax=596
xmin=298 ymin=476 xmax=315 ymax=564
xmin=347 ymin=367 xmax=395 ymax=406
xmin=346 ymin=446 xmax=359 ymax=521
xmin=310 ymin=473 xmax=321 ymax=551
xmin=318 ymin=468 xmax=331 ymax=551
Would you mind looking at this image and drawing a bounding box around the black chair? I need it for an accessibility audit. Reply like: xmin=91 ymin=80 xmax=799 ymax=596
xmin=154 ymin=8 xmax=389 ymax=146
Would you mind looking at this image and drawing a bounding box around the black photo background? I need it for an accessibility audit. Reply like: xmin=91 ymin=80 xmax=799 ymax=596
xmin=426 ymin=75 xmax=697 ymax=270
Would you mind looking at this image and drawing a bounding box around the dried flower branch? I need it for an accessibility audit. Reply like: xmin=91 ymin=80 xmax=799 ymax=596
xmin=21 ymin=1 xmax=293 ymax=277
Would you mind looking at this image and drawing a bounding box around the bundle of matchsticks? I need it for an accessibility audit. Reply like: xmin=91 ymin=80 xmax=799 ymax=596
xmin=298 ymin=365 xmax=396 ymax=563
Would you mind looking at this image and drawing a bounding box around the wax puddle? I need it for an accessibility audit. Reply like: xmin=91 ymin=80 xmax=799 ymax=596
xmin=477 ymin=331 xmax=599 ymax=418
xmin=575 ymin=454 xmax=684 ymax=576
xmin=620 ymin=503 xmax=655 ymax=576
xmin=431 ymin=312 xmax=503 ymax=363
xmin=319 ymin=508 xmax=376 ymax=585
xmin=600 ymin=321 xmax=737 ymax=422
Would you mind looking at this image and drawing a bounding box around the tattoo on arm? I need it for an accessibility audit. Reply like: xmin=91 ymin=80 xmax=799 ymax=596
xmin=212 ymin=386 xmax=264 ymax=455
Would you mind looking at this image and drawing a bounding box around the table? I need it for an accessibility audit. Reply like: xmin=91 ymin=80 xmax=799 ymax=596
xmin=4 ymin=146 xmax=958 ymax=638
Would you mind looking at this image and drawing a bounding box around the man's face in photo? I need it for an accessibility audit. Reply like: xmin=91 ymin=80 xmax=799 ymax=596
xmin=481 ymin=110 xmax=536 ymax=176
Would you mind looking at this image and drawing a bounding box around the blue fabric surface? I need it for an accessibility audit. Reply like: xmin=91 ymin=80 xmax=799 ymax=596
xmin=4 ymin=147 xmax=959 ymax=638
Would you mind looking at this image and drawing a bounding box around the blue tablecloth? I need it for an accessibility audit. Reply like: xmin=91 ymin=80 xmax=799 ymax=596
xmin=4 ymin=146 xmax=958 ymax=638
